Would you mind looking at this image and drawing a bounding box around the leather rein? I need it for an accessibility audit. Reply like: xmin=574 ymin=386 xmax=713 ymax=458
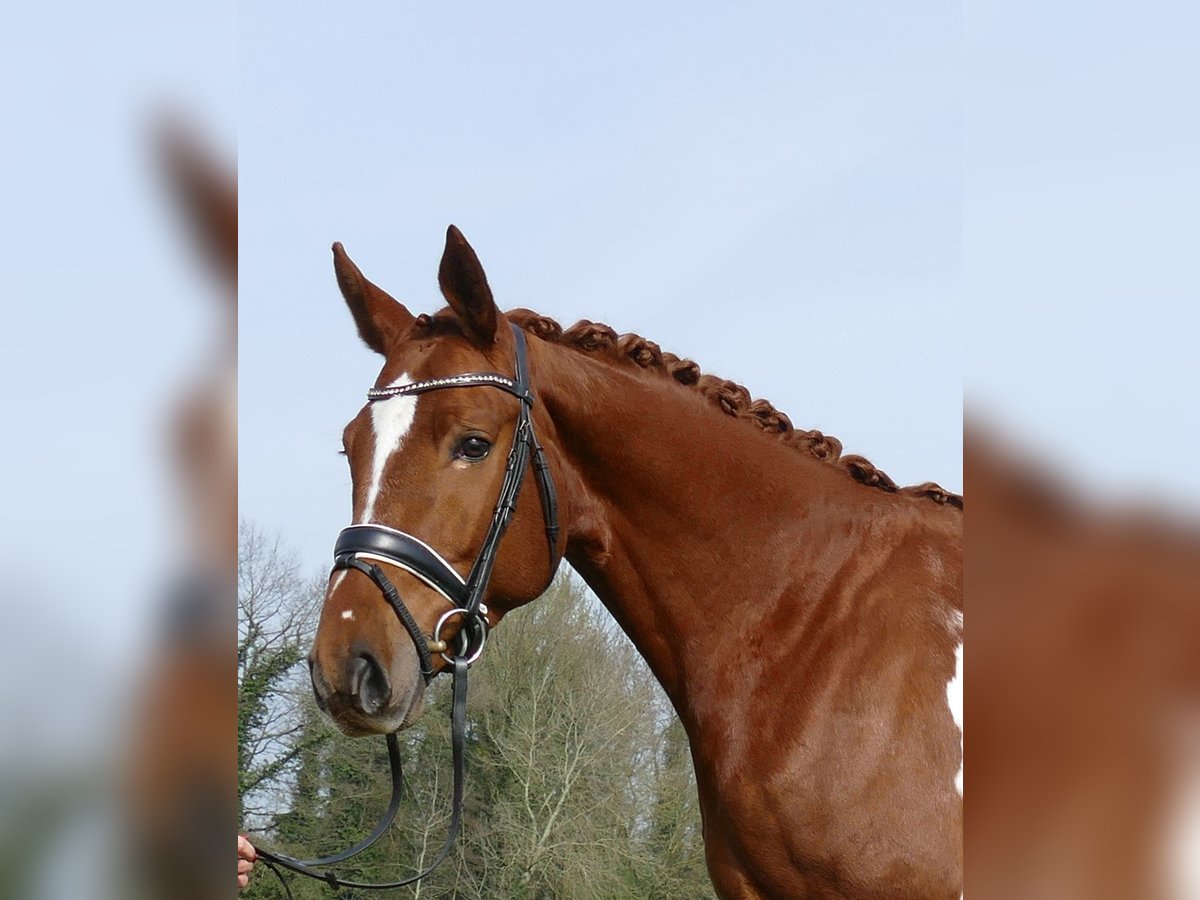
xmin=254 ymin=324 xmax=558 ymax=895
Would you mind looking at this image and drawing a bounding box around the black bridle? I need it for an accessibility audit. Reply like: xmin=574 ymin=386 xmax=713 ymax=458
xmin=254 ymin=323 xmax=558 ymax=895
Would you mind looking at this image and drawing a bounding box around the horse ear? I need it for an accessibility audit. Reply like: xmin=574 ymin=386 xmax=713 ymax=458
xmin=332 ymin=243 xmax=415 ymax=355
xmin=158 ymin=121 xmax=237 ymax=288
xmin=438 ymin=225 xmax=501 ymax=345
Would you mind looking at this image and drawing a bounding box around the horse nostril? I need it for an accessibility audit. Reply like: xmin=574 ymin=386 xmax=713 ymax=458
xmin=349 ymin=652 xmax=391 ymax=716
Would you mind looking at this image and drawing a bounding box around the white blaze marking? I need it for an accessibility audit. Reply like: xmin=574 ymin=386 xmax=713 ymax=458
xmin=360 ymin=373 xmax=416 ymax=523
xmin=948 ymin=609 xmax=964 ymax=795
xmin=327 ymin=375 xmax=417 ymax=609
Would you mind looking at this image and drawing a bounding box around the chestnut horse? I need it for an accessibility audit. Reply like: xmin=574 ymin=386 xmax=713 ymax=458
xmin=308 ymin=226 xmax=963 ymax=899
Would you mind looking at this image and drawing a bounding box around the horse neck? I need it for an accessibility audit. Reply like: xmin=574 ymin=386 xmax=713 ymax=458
xmin=534 ymin=341 xmax=892 ymax=719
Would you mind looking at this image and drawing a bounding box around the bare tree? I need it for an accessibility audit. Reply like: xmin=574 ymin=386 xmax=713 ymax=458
xmin=460 ymin=574 xmax=695 ymax=897
xmin=237 ymin=521 xmax=325 ymax=828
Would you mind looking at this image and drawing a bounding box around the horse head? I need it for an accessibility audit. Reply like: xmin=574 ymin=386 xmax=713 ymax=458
xmin=309 ymin=226 xmax=564 ymax=735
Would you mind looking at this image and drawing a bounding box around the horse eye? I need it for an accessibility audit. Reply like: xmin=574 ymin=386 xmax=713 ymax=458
xmin=455 ymin=436 xmax=492 ymax=461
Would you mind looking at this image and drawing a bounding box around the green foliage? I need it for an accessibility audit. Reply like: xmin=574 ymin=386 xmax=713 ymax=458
xmin=239 ymin=531 xmax=714 ymax=899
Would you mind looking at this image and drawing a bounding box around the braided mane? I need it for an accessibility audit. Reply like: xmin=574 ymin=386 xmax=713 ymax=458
xmin=417 ymin=308 xmax=962 ymax=509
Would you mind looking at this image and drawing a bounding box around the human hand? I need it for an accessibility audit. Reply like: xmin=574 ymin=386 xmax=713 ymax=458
xmin=238 ymin=834 xmax=257 ymax=890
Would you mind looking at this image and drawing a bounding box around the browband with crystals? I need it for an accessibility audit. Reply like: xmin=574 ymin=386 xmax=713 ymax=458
xmin=367 ymin=373 xmax=530 ymax=403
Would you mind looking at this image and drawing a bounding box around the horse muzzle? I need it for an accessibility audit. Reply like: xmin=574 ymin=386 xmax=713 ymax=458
xmin=309 ymin=646 xmax=426 ymax=736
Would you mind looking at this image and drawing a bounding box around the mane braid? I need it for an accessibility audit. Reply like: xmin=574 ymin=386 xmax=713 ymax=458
xmin=425 ymin=309 xmax=962 ymax=509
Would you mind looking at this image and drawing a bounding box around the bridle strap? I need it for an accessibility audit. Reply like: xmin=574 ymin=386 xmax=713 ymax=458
xmin=462 ymin=326 xmax=556 ymax=594
xmin=339 ymin=558 xmax=437 ymax=679
xmin=530 ymin=429 xmax=559 ymax=571
xmin=255 ymin=659 xmax=469 ymax=896
xmin=366 ymin=371 xmax=529 ymax=403
xmin=264 ymin=731 xmax=404 ymax=870
xmin=251 ymin=324 xmax=558 ymax=894
xmin=335 ymin=324 xmax=558 ymax=668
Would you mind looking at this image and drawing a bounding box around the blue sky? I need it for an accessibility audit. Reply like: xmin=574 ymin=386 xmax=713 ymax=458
xmin=240 ymin=1 xmax=962 ymax=572
xmin=966 ymin=0 xmax=1200 ymax=508
xmin=0 ymin=2 xmax=236 ymax=698
xmin=0 ymin=0 xmax=238 ymax=840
